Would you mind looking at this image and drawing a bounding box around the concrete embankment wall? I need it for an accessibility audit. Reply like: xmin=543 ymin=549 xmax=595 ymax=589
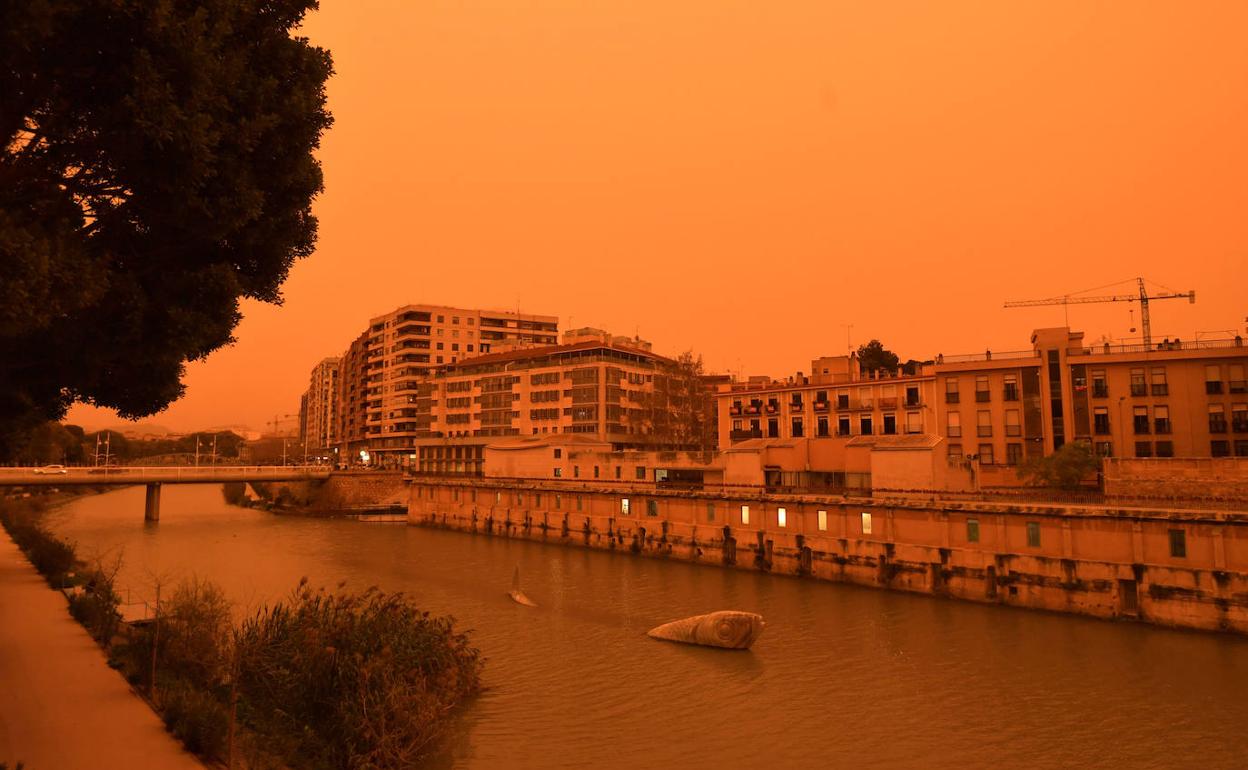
xmin=407 ymin=478 xmax=1248 ymax=635
xmin=1105 ymin=458 xmax=1248 ymax=503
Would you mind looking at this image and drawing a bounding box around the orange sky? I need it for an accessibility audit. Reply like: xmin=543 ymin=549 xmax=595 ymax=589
xmin=69 ymin=1 xmax=1248 ymax=433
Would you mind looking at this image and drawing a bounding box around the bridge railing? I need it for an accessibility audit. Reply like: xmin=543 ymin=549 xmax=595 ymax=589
xmin=0 ymin=465 xmax=332 ymax=482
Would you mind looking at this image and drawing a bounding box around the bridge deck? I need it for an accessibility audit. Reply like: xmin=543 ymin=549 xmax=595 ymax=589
xmin=0 ymin=465 xmax=332 ymax=486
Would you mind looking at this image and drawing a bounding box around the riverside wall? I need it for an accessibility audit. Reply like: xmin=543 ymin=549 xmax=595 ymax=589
xmin=407 ymin=477 xmax=1248 ymax=635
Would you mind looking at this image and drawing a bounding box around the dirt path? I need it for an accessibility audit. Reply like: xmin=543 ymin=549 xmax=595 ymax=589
xmin=0 ymin=533 xmax=205 ymax=769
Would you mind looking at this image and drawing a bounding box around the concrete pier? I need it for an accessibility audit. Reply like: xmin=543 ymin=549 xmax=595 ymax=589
xmin=144 ymin=483 xmax=161 ymax=522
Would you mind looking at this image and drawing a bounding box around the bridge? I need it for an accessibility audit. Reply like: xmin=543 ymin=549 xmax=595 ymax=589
xmin=0 ymin=465 xmax=331 ymax=521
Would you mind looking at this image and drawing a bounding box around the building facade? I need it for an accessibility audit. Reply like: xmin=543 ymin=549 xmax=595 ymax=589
xmin=301 ymin=357 xmax=340 ymax=457
xmin=403 ymin=329 xmax=717 ymax=474
xmin=717 ymin=327 xmax=1248 ymax=488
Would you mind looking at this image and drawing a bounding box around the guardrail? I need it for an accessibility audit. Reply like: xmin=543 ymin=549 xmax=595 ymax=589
xmin=0 ymin=465 xmax=332 ymax=485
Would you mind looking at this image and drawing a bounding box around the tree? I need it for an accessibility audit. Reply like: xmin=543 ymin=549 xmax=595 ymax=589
xmin=1018 ymin=442 xmax=1100 ymax=490
xmin=645 ymin=351 xmax=718 ymax=451
xmin=0 ymin=1 xmax=333 ymax=459
xmin=856 ymin=340 xmax=901 ymax=374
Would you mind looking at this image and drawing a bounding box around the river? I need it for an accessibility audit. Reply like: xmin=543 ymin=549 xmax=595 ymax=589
xmin=45 ymin=485 xmax=1248 ymax=769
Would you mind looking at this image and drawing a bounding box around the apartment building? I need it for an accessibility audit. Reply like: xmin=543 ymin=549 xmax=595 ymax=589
xmin=400 ymin=328 xmax=717 ymax=474
xmin=719 ymin=359 xmax=936 ymax=445
xmin=300 ymin=357 xmax=340 ymax=455
xmin=718 ymin=327 xmax=1248 ymax=484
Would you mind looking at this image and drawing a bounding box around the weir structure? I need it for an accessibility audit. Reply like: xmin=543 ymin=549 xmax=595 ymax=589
xmin=407 ymin=477 xmax=1248 ymax=635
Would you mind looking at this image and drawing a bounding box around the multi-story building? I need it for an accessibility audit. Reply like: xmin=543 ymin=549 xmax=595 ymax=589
xmin=717 ymin=327 xmax=1248 ymax=488
xmin=407 ymin=328 xmax=717 ymax=475
xmin=334 ymin=331 xmax=372 ymax=463
xmin=301 ymin=357 xmax=340 ymax=457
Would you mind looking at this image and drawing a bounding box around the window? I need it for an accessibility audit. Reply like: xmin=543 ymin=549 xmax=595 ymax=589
xmin=1006 ymin=443 xmax=1023 ymax=465
xmin=554 ymin=448 xmax=562 ymax=459
xmin=1169 ymin=529 xmax=1186 ymax=558
xmin=1206 ymin=364 xmax=1223 ymax=394
xmin=861 ymin=512 xmax=873 ymax=535
xmin=966 ymin=518 xmax=980 ymax=543
xmin=948 ymin=443 xmax=963 ymax=459
xmin=838 ymin=416 xmax=851 ymax=436
xmin=817 ymin=510 xmax=828 ymax=531
xmin=905 ymin=386 xmax=920 ymax=407
xmin=1094 ymin=407 xmax=1110 ymax=435
xmin=1154 ymin=405 xmax=1171 ymax=434
xmin=1230 ymin=364 xmax=1247 ymax=393
xmin=1211 ymin=440 xmax=1230 ymax=457
xmin=975 ymin=376 xmax=990 ymax=402
xmin=593 ymin=465 xmax=600 ymax=479
xmin=1003 ymin=375 xmax=1019 ymax=401
xmin=706 ymin=503 xmax=716 ymax=522
xmin=553 ymin=467 xmax=563 ymax=478
xmin=767 ymin=418 xmax=779 ymax=438
xmin=905 ymin=411 xmax=921 ymax=433
xmin=977 ymin=443 xmax=995 ymax=465
xmin=635 ymin=466 xmax=646 ymax=480
xmin=837 ymin=389 xmax=850 ymax=409
xmin=791 ymin=417 xmax=804 ymax=438
xmin=576 ymin=495 xmax=583 ymax=511
xmin=777 ymin=507 xmax=787 ymax=527
xmin=495 ymin=491 xmax=502 ymax=504
xmin=740 ymin=505 xmax=750 ymax=525
xmin=947 ymin=412 xmax=962 ymax=438
xmin=1235 ymin=440 xmax=1248 ymax=457
xmin=860 ymin=415 xmax=873 ymax=435
xmin=1133 ymin=406 xmax=1149 ymax=434
xmin=1151 ymin=367 xmax=1168 ymax=396
xmin=1091 ymin=369 xmax=1108 ymax=398
xmin=882 ymin=414 xmax=897 ymax=435
xmin=1130 ymin=368 xmax=1146 ymax=396
xmin=573 ymin=466 xmax=580 ymax=478
xmin=977 ymin=410 xmax=992 ymax=437
xmin=945 ymin=378 xmax=960 ymax=403
xmin=1026 ymin=521 xmax=1041 ymax=548
xmin=817 ymin=416 xmax=830 ymax=437
xmin=1232 ymin=403 xmax=1248 ymax=433
xmin=646 ymin=500 xmax=658 ymax=517
xmin=1135 ymin=441 xmax=1153 ymax=458
xmin=620 ymin=498 xmax=630 ymax=515
xmin=1005 ymin=409 xmax=1021 ymax=437
xmin=1155 ymin=441 xmax=1174 ymax=457
xmin=1209 ymin=404 xmax=1227 ymax=433
xmin=554 ymin=493 xmax=561 ymax=508
xmin=1095 ymin=441 xmax=1113 ymax=457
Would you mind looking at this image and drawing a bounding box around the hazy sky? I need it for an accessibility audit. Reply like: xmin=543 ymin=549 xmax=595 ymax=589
xmin=69 ymin=1 xmax=1248 ymax=433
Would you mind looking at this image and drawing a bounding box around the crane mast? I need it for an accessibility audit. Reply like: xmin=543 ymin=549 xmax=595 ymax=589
xmin=1004 ymin=277 xmax=1195 ymax=348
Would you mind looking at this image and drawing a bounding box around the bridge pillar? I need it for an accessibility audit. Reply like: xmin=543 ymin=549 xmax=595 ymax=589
xmin=144 ymin=483 xmax=161 ymax=522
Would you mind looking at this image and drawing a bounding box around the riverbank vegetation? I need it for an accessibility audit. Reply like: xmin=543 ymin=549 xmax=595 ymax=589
xmin=1 ymin=497 xmax=483 ymax=768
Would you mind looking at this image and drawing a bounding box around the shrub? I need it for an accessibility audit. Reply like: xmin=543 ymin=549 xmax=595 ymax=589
xmin=234 ymin=580 xmax=483 ymax=768
xmin=68 ymin=559 xmax=123 ymax=646
xmin=1018 ymin=442 xmax=1100 ymax=490
xmin=0 ymin=502 xmax=77 ymax=584
xmin=159 ymin=678 xmax=230 ymax=760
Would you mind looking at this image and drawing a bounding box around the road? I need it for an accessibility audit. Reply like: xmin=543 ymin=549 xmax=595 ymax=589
xmin=0 ymin=533 xmax=205 ymax=769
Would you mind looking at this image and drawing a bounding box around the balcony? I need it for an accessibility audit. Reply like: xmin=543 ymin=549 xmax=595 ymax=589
xmin=1130 ymin=384 xmax=1147 ymax=397
xmin=743 ymin=405 xmax=761 ymax=416
xmin=975 ymin=391 xmax=990 ymax=403
xmin=1133 ymin=421 xmax=1150 ymax=435
xmin=1206 ymin=381 xmax=1224 ymax=395
xmin=1003 ymin=386 xmax=1019 ymax=401
xmin=764 ymin=404 xmax=780 ymax=415
xmin=813 ymin=401 xmax=830 ymax=412
xmin=1154 ymin=419 xmax=1172 ymax=434
xmin=789 ymin=401 xmax=804 ymax=411
xmin=905 ymin=398 xmax=922 ymax=408
xmin=1092 ymin=384 xmax=1109 ymax=398
xmin=945 ymin=392 xmax=960 ymax=404
xmin=1231 ymin=380 xmax=1248 ymax=394
xmin=854 ymin=400 xmax=875 ymax=411
xmin=728 ymin=405 xmax=742 ymax=416
xmin=879 ymin=397 xmax=899 ymax=410
xmin=1151 ymin=384 xmax=1169 ymax=396
xmin=836 ymin=398 xmax=851 ymax=410
xmin=1209 ymin=419 xmax=1228 ymax=434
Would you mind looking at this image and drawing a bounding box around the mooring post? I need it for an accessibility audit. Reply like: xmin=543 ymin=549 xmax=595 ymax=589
xmin=144 ymin=482 xmax=162 ymax=522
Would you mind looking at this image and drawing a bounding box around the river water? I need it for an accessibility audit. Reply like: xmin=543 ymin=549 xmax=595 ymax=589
xmin=46 ymin=485 xmax=1248 ymax=769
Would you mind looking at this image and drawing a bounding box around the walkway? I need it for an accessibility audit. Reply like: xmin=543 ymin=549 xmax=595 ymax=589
xmin=0 ymin=534 xmax=204 ymax=769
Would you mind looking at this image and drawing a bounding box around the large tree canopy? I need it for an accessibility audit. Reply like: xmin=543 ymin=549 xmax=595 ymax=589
xmin=0 ymin=1 xmax=332 ymax=458
xmin=856 ymin=339 xmax=901 ymax=373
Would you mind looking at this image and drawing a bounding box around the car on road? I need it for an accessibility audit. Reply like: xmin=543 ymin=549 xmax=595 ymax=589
xmin=33 ymin=464 xmax=68 ymax=475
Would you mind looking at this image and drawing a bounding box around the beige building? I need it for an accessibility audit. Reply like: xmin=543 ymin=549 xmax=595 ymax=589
xmin=404 ymin=328 xmax=717 ymax=474
xmin=301 ymin=357 xmax=340 ymax=457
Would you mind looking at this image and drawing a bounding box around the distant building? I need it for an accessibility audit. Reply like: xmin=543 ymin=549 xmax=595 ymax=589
xmin=301 ymin=357 xmax=340 ymax=459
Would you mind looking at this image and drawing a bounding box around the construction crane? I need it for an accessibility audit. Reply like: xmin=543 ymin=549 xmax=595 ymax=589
xmin=1004 ymin=277 xmax=1195 ymax=348
xmin=268 ymin=413 xmax=300 ymax=437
